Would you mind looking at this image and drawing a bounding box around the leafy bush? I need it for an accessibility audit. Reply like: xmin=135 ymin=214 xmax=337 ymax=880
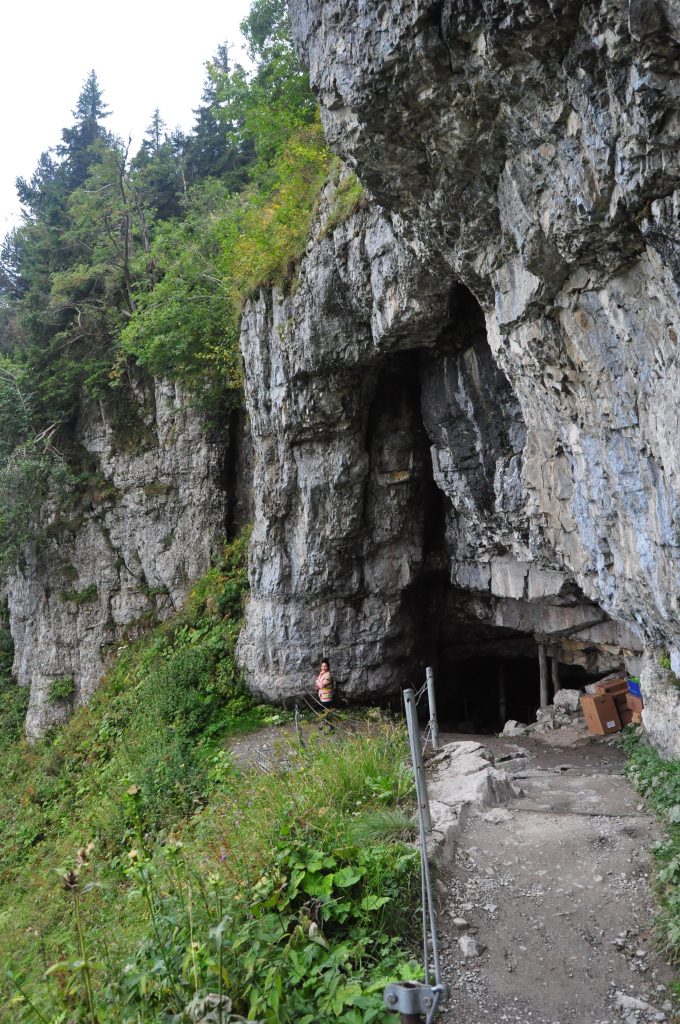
xmin=120 ymin=121 xmax=332 ymax=406
xmin=4 ymin=721 xmax=418 ymax=1024
xmin=48 ymin=677 xmax=76 ymax=703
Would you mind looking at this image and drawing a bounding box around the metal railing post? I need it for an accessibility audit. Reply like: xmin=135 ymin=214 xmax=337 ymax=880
xmin=425 ymin=667 xmax=440 ymax=750
xmin=403 ymin=688 xmax=431 ymax=833
xmin=384 ymin=690 xmax=448 ymax=1023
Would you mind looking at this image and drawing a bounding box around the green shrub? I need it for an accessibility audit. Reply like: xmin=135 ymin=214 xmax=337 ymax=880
xmin=48 ymin=676 xmax=76 ymax=703
xmin=325 ymin=171 xmax=366 ymax=235
xmin=60 ymin=582 xmax=98 ymax=605
xmin=0 ymin=681 xmax=28 ymax=745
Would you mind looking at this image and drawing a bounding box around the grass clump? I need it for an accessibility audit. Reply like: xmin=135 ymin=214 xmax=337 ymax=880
xmin=48 ymin=676 xmax=76 ymax=703
xmin=625 ymin=730 xmax=680 ymax=988
xmin=0 ymin=532 xmax=420 ymax=1022
xmin=324 ymin=171 xmax=366 ymax=235
xmin=60 ymin=582 xmax=98 ymax=605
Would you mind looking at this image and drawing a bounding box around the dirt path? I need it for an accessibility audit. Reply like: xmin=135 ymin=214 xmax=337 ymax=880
xmin=434 ymin=733 xmax=677 ymax=1024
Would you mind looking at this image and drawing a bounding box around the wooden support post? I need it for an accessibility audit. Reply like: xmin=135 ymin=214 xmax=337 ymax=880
xmin=538 ymin=644 xmax=549 ymax=709
xmin=425 ymin=667 xmax=440 ymax=750
xmin=551 ymin=656 xmax=561 ymax=695
xmin=498 ymin=662 xmax=507 ymax=724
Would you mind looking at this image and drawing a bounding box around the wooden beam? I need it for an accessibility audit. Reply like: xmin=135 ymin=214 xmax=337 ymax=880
xmin=551 ymin=656 xmax=561 ymax=695
xmin=539 ymin=644 xmax=549 ymax=709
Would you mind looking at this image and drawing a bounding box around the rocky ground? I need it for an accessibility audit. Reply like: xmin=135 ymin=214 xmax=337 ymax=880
xmin=431 ymin=731 xmax=678 ymax=1024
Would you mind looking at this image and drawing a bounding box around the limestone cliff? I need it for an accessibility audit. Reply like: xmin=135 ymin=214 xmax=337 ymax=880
xmin=238 ymin=0 xmax=680 ymax=755
xmin=8 ymin=378 xmax=249 ymax=739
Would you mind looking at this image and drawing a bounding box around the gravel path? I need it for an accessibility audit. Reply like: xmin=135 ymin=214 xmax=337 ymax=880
xmin=433 ymin=733 xmax=678 ymax=1024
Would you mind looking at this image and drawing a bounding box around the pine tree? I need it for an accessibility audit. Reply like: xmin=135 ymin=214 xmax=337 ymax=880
xmin=145 ymin=108 xmax=167 ymax=154
xmin=185 ymin=44 xmax=250 ymax=186
xmin=131 ymin=112 xmax=185 ymax=220
xmin=58 ymin=70 xmax=112 ymax=191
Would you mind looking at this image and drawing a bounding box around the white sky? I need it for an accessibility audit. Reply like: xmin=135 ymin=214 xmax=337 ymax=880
xmin=0 ymin=0 xmax=254 ymax=235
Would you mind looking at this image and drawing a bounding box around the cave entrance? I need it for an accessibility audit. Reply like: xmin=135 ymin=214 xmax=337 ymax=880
xmin=365 ymin=281 xmax=609 ymax=732
xmin=434 ymin=655 xmax=540 ymax=733
xmin=429 ymin=652 xmax=602 ymax=733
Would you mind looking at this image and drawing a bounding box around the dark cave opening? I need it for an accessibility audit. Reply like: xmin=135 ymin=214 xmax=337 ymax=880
xmin=367 ymin=281 xmax=608 ymax=733
xmin=430 ymin=654 xmax=600 ymax=733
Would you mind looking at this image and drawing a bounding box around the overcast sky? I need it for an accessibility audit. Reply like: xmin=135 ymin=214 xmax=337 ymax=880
xmin=0 ymin=0 xmax=254 ymax=236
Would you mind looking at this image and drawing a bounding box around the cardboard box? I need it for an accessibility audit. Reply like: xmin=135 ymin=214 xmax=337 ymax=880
xmin=580 ymin=693 xmax=622 ymax=735
xmin=619 ymin=708 xmax=634 ymax=726
xmin=597 ymin=679 xmax=628 ymax=698
xmin=595 ymin=679 xmax=629 ymax=716
xmin=632 ymin=711 xmax=643 ymax=725
xmin=627 ymin=694 xmax=644 ymax=714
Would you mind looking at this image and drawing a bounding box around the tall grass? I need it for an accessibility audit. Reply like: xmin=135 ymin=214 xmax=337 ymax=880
xmin=0 ymin=534 xmax=421 ymax=1022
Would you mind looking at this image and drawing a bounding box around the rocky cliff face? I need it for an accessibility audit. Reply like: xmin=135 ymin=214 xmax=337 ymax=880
xmin=239 ymin=0 xmax=680 ymax=754
xmin=9 ymin=378 xmax=246 ymax=739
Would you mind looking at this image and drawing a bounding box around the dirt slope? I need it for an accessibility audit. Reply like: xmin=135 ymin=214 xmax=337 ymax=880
xmin=434 ymin=734 xmax=677 ymax=1024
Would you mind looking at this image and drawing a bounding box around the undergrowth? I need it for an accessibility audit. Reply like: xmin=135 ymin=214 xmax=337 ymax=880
xmin=0 ymin=531 xmax=419 ymax=1022
xmin=625 ymin=730 xmax=680 ymax=996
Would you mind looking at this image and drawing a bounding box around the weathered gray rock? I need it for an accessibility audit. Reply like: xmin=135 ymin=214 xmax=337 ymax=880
xmin=458 ymin=934 xmax=486 ymax=959
xmin=553 ymin=689 xmax=583 ymax=713
xmin=640 ymin=649 xmax=680 ymax=760
xmin=501 ymin=720 xmax=529 ymax=738
xmin=8 ymin=379 xmax=248 ymax=739
xmin=238 ymin=182 xmax=639 ymax=705
xmin=425 ymin=740 xmax=520 ymax=862
xmin=237 ymin=0 xmax=680 ymax=752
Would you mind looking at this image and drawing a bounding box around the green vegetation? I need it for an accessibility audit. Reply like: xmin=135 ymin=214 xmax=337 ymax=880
xmin=660 ymin=650 xmax=672 ymax=671
xmin=0 ymin=0 xmax=333 ymax=558
xmin=625 ymin=731 xmax=680 ymax=990
xmin=48 ymin=677 xmax=76 ymax=703
xmin=0 ymin=532 xmax=419 ymax=1021
xmin=0 ymin=603 xmax=26 ymax=739
xmin=60 ymin=583 xmax=98 ymax=606
xmin=324 ymin=171 xmax=366 ymax=236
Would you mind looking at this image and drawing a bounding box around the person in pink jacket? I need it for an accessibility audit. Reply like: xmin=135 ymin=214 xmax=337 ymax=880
xmin=315 ymin=658 xmax=335 ymax=709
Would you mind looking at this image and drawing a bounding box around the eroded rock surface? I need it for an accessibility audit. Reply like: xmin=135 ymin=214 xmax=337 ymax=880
xmin=236 ymin=0 xmax=680 ymax=749
xmin=9 ymin=379 xmax=245 ymax=739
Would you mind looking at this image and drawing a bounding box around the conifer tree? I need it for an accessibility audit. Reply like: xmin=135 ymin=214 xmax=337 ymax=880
xmin=58 ymin=70 xmax=112 ymax=191
xmin=132 ymin=111 xmax=185 ymax=220
xmin=186 ymin=44 xmax=250 ymax=186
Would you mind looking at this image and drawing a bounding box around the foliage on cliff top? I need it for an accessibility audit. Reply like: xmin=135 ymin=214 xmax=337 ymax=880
xmin=0 ymin=532 xmax=419 ymax=1022
xmin=0 ymin=0 xmax=332 ymax=566
xmin=625 ymin=730 xmax=680 ymax=987
xmin=118 ymin=120 xmax=331 ymax=393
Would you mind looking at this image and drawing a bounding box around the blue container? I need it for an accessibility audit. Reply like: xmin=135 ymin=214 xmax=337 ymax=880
xmin=627 ymin=678 xmax=642 ymax=699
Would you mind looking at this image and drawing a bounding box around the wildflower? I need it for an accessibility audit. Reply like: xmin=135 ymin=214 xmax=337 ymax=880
xmin=62 ymin=870 xmax=79 ymax=891
xmin=75 ymin=841 xmax=95 ymax=868
xmin=128 ymin=849 xmax=139 ymax=861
